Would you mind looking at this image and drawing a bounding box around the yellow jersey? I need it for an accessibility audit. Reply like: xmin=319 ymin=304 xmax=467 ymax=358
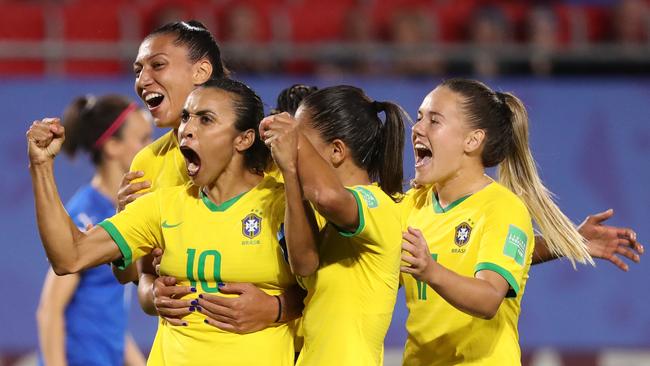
xmin=129 ymin=130 xmax=188 ymax=192
xmin=401 ymin=182 xmax=534 ymax=366
xmin=297 ymin=185 xmax=402 ymax=366
xmin=98 ymin=176 xmax=296 ymax=366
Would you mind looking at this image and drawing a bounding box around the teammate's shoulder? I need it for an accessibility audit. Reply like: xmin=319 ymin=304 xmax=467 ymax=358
xmin=140 ymin=131 xmax=178 ymax=157
xmin=258 ymin=173 xmax=284 ymax=192
xmin=483 ymin=182 xmax=528 ymax=213
xmin=403 ymin=186 xmax=432 ymax=210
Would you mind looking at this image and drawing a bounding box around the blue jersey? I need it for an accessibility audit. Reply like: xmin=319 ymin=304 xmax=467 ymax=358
xmin=39 ymin=185 xmax=128 ymax=366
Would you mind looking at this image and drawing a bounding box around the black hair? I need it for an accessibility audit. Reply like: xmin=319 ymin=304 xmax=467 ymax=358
xmin=62 ymin=94 xmax=133 ymax=166
xmin=272 ymin=84 xmax=318 ymax=116
xmin=199 ymin=78 xmax=269 ymax=174
xmin=147 ymin=20 xmax=229 ymax=79
xmin=300 ymin=85 xmax=406 ymax=198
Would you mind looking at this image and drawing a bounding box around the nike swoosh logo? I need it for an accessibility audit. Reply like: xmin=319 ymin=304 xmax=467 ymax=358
xmin=162 ymin=220 xmax=182 ymax=228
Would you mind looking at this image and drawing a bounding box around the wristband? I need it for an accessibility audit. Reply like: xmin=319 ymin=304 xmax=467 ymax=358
xmin=274 ymin=295 xmax=282 ymax=323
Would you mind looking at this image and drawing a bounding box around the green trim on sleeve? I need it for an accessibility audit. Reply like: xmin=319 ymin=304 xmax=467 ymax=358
xmin=337 ymin=188 xmax=366 ymax=237
xmin=98 ymin=220 xmax=133 ymax=270
xmin=475 ymin=262 xmax=520 ymax=298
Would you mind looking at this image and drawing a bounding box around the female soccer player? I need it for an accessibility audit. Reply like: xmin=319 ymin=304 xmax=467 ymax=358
xmin=109 ymin=21 xmax=299 ymax=331
xmin=27 ymin=79 xmax=310 ymax=366
xmin=36 ymin=94 xmax=150 ymax=366
xmin=260 ymin=85 xmax=406 ymax=366
xmin=399 ymin=78 xmax=591 ymax=365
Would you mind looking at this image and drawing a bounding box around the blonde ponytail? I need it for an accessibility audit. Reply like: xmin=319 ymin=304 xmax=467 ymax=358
xmin=499 ymin=93 xmax=594 ymax=267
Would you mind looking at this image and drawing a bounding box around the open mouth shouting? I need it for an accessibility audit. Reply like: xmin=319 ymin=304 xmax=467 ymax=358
xmin=180 ymin=145 xmax=201 ymax=178
xmin=414 ymin=142 xmax=432 ymax=168
xmin=143 ymin=91 xmax=165 ymax=112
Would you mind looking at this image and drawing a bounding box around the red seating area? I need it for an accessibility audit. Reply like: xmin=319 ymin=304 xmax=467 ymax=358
xmin=0 ymin=0 xmax=645 ymax=75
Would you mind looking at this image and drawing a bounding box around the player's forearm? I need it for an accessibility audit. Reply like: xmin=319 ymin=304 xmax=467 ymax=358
xmin=278 ymin=284 xmax=306 ymax=322
xmin=295 ymin=134 xmax=358 ymax=231
xmin=138 ymin=273 xmax=158 ymax=316
xmin=532 ymin=235 xmax=559 ymax=264
xmin=425 ymin=262 xmax=504 ymax=319
xmin=283 ymin=170 xmax=319 ymax=277
xmin=36 ymin=308 xmax=68 ymax=366
xmin=30 ymin=161 xmax=83 ymax=275
xmin=112 ymin=263 xmax=139 ymax=284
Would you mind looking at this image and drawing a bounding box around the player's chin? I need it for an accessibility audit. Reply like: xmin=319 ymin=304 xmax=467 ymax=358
xmin=187 ymin=169 xmax=207 ymax=186
xmin=413 ymin=171 xmax=434 ymax=186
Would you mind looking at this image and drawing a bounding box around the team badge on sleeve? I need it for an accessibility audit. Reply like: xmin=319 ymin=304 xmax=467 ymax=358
xmin=354 ymin=187 xmax=378 ymax=208
xmin=454 ymin=222 xmax=472 ymax=246
xmin=503 ymin=224 xmax=528 ymax=265
xmin=242 ymin=213 xmax=262 ymax=238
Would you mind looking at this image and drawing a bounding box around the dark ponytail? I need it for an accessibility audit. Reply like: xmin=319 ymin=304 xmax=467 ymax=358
xmin=272 ymin=84 xmax=318 ymax=116
xmin=301 ymin=85 xmax=407 ymax=199
xmin=147 ymin=20 xmax=229 ymax=79
xmin=61 ymin=94 xmax=133 ymax=166
xmin=373 ymin=101 xmax=406 ymax=199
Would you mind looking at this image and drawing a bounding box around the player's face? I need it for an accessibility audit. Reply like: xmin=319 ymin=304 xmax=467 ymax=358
xmin=113 ymin=109 xmax=154 ymax=172
xmin=412 ymin=86 xmax=471 ymax=185
xmin=134 ymin=34 xmax=199 ymax=129
xmin=178 ymin=87 xmax=243 ymax=187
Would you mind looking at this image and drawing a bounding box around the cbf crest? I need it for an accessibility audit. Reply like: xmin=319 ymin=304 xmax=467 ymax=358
xmin=242 ymin=213 xmax=262 ymax=239
xmin=454 ymin=222 xmax=472 ymax=247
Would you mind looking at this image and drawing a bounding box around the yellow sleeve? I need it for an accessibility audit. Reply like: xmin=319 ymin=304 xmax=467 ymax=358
xmin=98 ymin=190 xmax=163 ymax=270
xmin=339 ymin=186 xmax=398 ymax=246
xmin=128 ymin=147 xmax=155 ymax=195
xmin=474 ymin=201 xmax=534 ymax=298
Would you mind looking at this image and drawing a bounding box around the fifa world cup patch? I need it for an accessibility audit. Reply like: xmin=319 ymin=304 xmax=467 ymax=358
xmin=242 ymin=212 xmax=262 ymax=239
xmin=503 ymin=224 xmax=528 ymax=266
xmin=454 ymin=222 xmax=472 ymax=246
xmin=354 ymin=186 xmax=378 ymax=208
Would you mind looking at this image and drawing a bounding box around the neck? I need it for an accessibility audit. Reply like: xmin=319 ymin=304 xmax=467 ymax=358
xmin=91 ymin=161 xmax=125 ymax=203
xmin=336 ymin=162 xmax=371 ymax=187
xmin=434 ymin=165 xmax=491 ymax=208
xmin=204 ymin=165 xmax=263 ymax=205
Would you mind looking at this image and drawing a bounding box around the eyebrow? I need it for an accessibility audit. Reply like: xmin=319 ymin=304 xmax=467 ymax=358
xmin=185 ymin=109 xmax=218 ymax=118
xmin=133 ymin=52 xmax=167 ymax=66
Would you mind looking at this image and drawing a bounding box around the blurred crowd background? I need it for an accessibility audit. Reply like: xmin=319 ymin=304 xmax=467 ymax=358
xmin=0 ymin=0 xmax=649 ymax=77
xmin=1 ymin=1 xmax=649 ymax=366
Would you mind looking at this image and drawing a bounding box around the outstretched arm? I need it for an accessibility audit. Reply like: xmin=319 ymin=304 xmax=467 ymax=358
xmin=533 ymin=209 xmax=643 ymax=271
xmin=28 ymin=118 xmax=122 ymax=274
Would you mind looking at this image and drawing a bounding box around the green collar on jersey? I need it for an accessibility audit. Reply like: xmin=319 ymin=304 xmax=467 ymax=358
xmin=432 ymin=193 xmax=471 ymax=214
xmin=200 ymin=189 xmax=247 ymax=212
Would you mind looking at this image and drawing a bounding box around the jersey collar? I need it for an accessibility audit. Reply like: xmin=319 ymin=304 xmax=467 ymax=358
xmin=432 ymin=193 xmax=471 ymax=214
xmin=200 ymin=189 xmax=247 ymax=212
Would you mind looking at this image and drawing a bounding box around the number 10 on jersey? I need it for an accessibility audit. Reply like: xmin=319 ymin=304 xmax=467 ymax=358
xmin=186 ymin=248 xmax=222 ymax=293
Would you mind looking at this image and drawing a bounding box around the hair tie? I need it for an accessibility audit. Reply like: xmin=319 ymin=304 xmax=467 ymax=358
xmin=495 ymin=92 xmax=507 ymax=105
xmin=81 ymin=95 xmax=97 ymax=115
xmin=93 ymin=103 xmax=137 ymax=149
xmin=372 ymin=100 xmax=384 ymax=113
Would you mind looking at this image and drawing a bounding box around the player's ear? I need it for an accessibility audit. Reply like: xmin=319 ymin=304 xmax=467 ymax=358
xmin=235 ymin=128 xmax=255 ymax=152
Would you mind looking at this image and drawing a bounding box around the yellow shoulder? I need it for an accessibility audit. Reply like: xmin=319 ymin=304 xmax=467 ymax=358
xmin=130 ymin=130 xmax=177 ymax=171
xmin=483 ymin=183 xmax=530 ymax=219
